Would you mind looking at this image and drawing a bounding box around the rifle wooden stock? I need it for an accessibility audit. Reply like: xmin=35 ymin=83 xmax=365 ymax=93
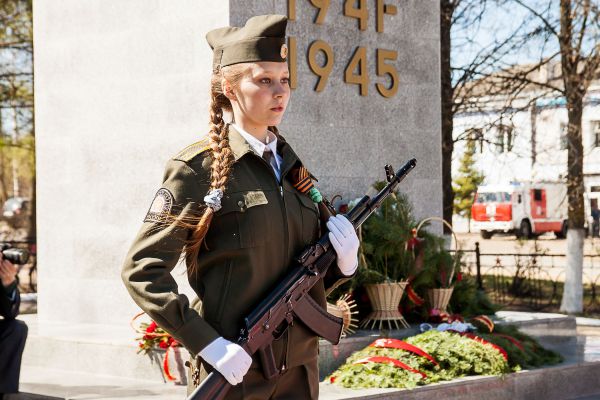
xmin=187 ymin=159 xmax=417 ymax=400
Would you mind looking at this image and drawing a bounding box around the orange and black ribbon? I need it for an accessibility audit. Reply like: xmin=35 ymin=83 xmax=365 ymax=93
xmin=290 ymin=165 xmax=315 ymax=194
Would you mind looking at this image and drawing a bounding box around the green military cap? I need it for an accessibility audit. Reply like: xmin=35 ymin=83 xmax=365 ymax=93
xmin=206 ymin=14 xmax=288 ymax=70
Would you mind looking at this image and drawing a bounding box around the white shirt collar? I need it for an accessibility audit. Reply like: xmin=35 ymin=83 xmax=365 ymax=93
xmin=232 ymin=123 xmax=279 ymax=157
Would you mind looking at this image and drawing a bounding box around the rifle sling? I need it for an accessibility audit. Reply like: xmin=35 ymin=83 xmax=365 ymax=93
xmin=293 ymin=294 xmax=343 ymax=345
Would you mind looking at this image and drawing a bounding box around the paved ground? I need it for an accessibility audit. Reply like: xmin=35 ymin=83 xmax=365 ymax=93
xmin=455 ymin=232 xmax=600 ymax=255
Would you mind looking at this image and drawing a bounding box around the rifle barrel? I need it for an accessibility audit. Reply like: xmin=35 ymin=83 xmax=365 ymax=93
xmin=354 ymin=158 xmax=417 ymax=227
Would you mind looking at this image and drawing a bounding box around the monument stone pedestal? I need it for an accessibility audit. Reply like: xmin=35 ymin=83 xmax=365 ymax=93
xmin=29 ymin=0 xmax=442 ymax=391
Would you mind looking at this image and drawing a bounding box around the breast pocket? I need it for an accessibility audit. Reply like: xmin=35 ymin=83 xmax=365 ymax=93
xmin=295 ymin=191 xmax=320 ymax=244
xmin=205 ymin=190 xmax=269 ymax=249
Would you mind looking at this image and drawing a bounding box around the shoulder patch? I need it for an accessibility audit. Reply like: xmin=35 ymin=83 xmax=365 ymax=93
xmin=144 ymin=188 xmax=174 ymax=223
xmin=174 ymin=139 xmax=211 ymax=162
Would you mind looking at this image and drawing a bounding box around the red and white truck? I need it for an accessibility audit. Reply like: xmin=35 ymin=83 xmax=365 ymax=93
xmin=471 ymin=182 xmax=569 ymax=239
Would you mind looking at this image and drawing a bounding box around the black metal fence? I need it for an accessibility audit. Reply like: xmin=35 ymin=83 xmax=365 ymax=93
xmin=456 ymin=242 xmax=600 ymax=314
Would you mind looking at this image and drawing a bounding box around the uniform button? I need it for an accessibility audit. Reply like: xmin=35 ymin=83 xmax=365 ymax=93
xmin=237 ymin=200 xmax=244 ymax=207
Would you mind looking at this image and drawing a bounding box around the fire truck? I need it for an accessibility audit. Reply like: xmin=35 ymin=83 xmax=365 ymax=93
xmin=471 ymin=182 xmax=569 ymax=239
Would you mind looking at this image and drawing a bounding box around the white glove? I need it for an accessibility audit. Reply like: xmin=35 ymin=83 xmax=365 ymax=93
xmin=327 ymin=215 xmax=359 ymax=276
xmin=198 ymin=337 xmax=252 ymax=385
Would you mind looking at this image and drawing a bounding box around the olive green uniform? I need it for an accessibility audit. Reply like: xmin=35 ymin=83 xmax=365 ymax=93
xmin=121 ymin=126 xmax=347 ymax=398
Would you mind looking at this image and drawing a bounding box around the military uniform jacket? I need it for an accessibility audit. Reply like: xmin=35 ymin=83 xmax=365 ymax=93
xmin=122 ymin=126 xmax=347 ymax=371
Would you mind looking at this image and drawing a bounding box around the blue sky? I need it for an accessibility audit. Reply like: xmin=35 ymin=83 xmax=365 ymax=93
xmin=451 ymin=1 xmax=560 ymax=74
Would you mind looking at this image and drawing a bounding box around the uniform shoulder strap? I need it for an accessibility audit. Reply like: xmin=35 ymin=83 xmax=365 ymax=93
xmin=173 ymin=138 xmax=211 ymax=163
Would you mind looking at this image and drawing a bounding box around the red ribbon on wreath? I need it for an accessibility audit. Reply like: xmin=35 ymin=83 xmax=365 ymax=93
xmin=354 ymin=356 xmax=427 ymax=379
xmin=370 ymin=338 xmax=438 ymax=365
xmin=492 ymin=333 xmax=525 ymax=352
xmin=460 ymin=332 xmax=508 ymax=361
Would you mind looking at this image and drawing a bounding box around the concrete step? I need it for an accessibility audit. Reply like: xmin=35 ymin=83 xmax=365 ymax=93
xmin=319 ymin=360 xmax=600 ymax=400
xmin=17 ymin=366 xmax=185 ymax=400
xmin=19 ymin=314 xmax=174 ymax=383
xmin=19 ymin=360 xmax=600 ymax=400
xmin=17 ymin=311 xmax=599 ymax=399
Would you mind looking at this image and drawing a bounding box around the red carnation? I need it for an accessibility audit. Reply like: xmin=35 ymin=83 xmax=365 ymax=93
xmin=406 ymin=229 xmax=423 ymax=251
xmin=146 ymin=321 xmax=157 ymax=333
xmin=170 ymin=339 xmax=179 ymax=347
xmin=456 ymin=272 xmax=463 ymax=282
xmin=159 ymin=340 xmax=168 ymax=349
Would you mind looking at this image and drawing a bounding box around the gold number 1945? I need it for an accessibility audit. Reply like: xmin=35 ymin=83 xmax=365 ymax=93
xmin=308 ymin=40 xmax=335 ymax=92
xmin=344 ymin=46 xmax=369 ymax=96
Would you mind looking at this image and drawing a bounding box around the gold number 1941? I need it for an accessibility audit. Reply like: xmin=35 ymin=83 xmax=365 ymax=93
xmin=344 ymin=0 xmax=368 ymax=31
xmin=309 ymin=0 xmax=330 ymax=24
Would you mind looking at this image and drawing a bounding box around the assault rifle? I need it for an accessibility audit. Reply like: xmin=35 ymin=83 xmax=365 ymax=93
xmin=188 ymin=159 xmax=417 ymax=400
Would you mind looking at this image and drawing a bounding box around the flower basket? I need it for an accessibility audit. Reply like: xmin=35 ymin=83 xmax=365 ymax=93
xmin=360 ymin=281 xmax=409 ymax=330
xmin=415 ymin=217 xmax=459 ymax=316
xmin=427 ymin=287 xmax=454 ymax=313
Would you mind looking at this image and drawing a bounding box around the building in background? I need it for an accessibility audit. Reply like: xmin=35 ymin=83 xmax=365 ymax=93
xmin=452 ymin=62 xmax=600 ymax=232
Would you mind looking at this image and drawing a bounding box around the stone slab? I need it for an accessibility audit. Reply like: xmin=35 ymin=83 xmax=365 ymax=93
xmin=319 ymin=361 xmax=600 ymax=400
xmin=16 ymin=311 xmax=600 ymax=399
xmin=19 ymin=311 xmax=582 ymax=382
xmin=18 ymin=366 xmax=185 ymax=400
xmin=18 ymin=347 xmax=600 ymax=400
xmin=18 ymin=314 xmax=168 ymax=382
xmin=577 ymin=317 xmax=600 ymax=327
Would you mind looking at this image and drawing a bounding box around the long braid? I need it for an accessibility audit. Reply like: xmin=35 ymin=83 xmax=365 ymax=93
xmin=184 ymin=67 xmax=243 ymax=274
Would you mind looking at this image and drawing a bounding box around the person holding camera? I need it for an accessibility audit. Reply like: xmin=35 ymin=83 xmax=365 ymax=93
xmin=0 ymin=252 xmax=28 ymax=397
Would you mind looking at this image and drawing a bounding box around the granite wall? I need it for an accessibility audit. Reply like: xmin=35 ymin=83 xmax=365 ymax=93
xmin=33 ymin=0 xmax=440 ymax=326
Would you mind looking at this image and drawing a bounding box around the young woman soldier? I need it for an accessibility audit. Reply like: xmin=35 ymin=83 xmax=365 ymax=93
xmin=121 ymin=14 xmax=359 ymax=399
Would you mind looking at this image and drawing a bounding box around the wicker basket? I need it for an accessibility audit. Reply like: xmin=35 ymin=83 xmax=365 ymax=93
xmin=415 ymin=217 xmax=459 ymax=313
xmin=360 ymin=281 xmax=409 ymax=330
xmin=427 ymin=287 xmax=454 ymax=313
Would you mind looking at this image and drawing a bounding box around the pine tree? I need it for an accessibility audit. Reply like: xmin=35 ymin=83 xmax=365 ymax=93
xmin=452 ymin=139 xmax=484 ymax=230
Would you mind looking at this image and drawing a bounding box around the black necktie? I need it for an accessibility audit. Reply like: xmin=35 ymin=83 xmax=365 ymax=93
xmin=263 ymin=147 xmax=277 ymax=170
xmin=262 ymin=148 xmax=279 ymax=177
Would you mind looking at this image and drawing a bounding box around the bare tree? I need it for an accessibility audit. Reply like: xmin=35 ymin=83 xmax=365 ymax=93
xmin=0 ymin=0 xmax=34 ymax=237
xmin=499 ymin=0 xmax=600 ymax=313
xmin=441 ymin=0 xmax=549 ymax=231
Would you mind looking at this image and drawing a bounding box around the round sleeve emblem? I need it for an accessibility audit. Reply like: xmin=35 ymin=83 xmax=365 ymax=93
xmin=144 ymin=188 xmax=174 ymax=223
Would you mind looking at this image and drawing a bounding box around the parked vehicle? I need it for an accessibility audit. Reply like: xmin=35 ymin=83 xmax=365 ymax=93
xmin=471 ymin=182 xmax=570 ymax=239
xmin=2 ymin=197 xmax=29 ymax=217
xmin=2 ymin=197 xmax=31 ymax=228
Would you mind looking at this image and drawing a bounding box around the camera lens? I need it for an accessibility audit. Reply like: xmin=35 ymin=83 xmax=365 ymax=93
xmin=1 ymin=248 xmax=29 ymax=265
